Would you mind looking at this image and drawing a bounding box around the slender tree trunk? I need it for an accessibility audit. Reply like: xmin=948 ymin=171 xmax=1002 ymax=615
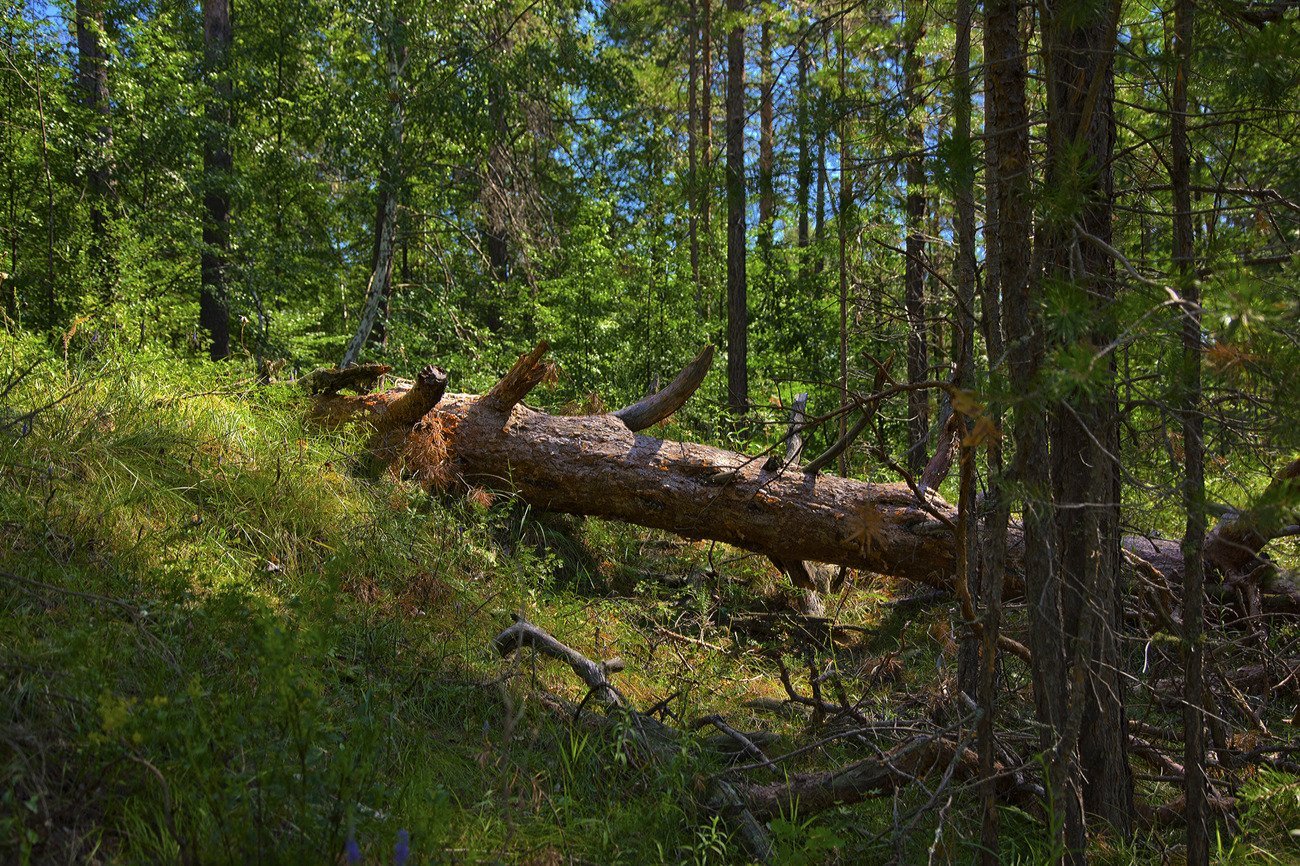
xmin=1172 ymin=0 xmax=1207 ymax=858
xmin=978 ymin=4 xmax=1015 ymax=861
xmin=688 ymin=0 xmax=701 ymax=307
xmin=483 ymin=61 xmax=510 ymax=335
xmin=837 ymin=19 xmax=851 ymax=474
xmin=32 ymin=58 xmax=56 ymax=320
xmin=369 ymin=191 xmax=392 ymax=347
xmin=758 ymin=17 xmax=774 ymax=260
xmin=342 ymin=12 xmax=404 ymax=369
xmin=796 ymin=41 xmax=811 ymax=254
xmin=201 ymin=0 xmax=232 ymax=361
xmin=701 ymin=0 xmax=713 ymax=317
xmin=816 ymin=134 xmax=827 ymax=246
xmin=1039 ymin=0 xmax=1134 ymax=852
xmin=4 ymin=59 xmax=15 ymax=319
xmin=903 ymin=1 xmax=929 ymax=476
xmin=951 ymin=0 xmax=980 ymax=704
xmin=725 ymin=0 xmax=747 ymax=415
xmin=986 ymin=0 xmax=1039 ymax=851
xmin=816 ymin=21 xmax=828 ymax=251
xmin=75 ymin=0 xmax=112 ymax=298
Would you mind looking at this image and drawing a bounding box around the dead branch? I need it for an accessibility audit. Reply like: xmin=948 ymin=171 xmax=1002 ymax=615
xmin=489 ymin=616 xmax=774 ymax=862
xmin=613 ymin=345 xmax=714 ymax=432
xmin=492 ymin=613 xmax=625 ymax=708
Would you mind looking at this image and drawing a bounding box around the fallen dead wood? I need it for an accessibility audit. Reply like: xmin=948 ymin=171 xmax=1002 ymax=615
xmin=493 ymin=614 xmax=626 ymax=707
xmin=313 ymin=343 xmax=1299 ymax=605
xmin=300 ymin=362 xmax=391 ymax=395
xmin=490 ymin=616 xmax=1033 ymax=853
xmin=736 ymin=735 xmax=978 ymax=821
xmin=1151 ymin=658 xmax=1300 ymax=698
xmin=491 ymin=615 xmax=775 ymax=861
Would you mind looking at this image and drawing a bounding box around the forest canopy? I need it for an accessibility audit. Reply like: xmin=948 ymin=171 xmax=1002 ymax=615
xmin=3 ymin=0 xmax=1300 ymax=862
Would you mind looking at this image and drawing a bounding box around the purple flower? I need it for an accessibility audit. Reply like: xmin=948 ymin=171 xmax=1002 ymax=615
xmin=394 ymin=828 xmax=410 ymax=865
xmin=345 ymin=834 xmax=362 ymax=864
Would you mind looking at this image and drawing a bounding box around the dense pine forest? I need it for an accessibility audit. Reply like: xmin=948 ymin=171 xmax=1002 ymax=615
xmin=3 ymin=0 xmax=1300 ymax=862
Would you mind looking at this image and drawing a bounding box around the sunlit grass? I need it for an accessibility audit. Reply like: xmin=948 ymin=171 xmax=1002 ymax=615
xmin=2 ymin=338 xmax=1296 ymax=863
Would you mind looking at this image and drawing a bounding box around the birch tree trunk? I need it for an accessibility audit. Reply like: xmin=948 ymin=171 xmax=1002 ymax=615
xmin=341 ymin=12 xmax=405 ymax=369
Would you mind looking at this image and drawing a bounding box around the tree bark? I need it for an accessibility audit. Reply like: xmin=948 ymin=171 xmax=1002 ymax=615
xmin=725 ymin=0 xmax=747 ymax=415
xmin=987 ymin=0 xmax=1082 ymax=846
xmin=758 ymin=17 xmax=774 ymax=259
xmin=1039 ymin=0 xmax=1133 ymax=850
xmin=481 ymin=17 xmax=512 ymax=334
xmin=837 ymin=20 xmax=851 ymax=474
xmin=201 ymin=0 xmax=232 ymax=361
xmin=952 ymin=0 xmax=978 ymax=700
xmin=796 ymin=41 xmax=811 ymax=254
xmin=1170 ymin=0 xmax=1206 ymax=857
xmin=701 ymin=0 xmax=713 ymax=316
xmin=688 ymin=0 xmax=701 ymax=306
xmin=903 ymin=2 xmax=929 ymax=476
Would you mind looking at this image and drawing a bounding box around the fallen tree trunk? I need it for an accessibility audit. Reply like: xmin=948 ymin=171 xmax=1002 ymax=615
xmin=313 ymin=343 xmax=1297 ymax=600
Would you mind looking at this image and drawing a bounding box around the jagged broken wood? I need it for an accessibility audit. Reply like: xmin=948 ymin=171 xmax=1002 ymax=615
xmin=312 ymin=342 xmax=1299 ymax=604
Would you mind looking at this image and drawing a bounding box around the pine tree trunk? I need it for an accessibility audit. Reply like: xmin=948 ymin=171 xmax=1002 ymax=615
xmin=950 ymin=0 xmax=982 ymax=745
xmin=1172 ymin=0 xmax=1207 ymax=857
xmin=701 ymin=0 xmax=713 ymax=317
xmin=985 ymin=0 xmax=1042 ymax=851
xmin=481 ymin=19 xmax=512 ymax=334
xmin=796 ymin=43 xmax=811 ymax=254
xmin=758 ymin=18 xmax=774 ymax=258
xmin=688 ymin=0 xmax=701 ymax=308
xmin=903 ymin=3 xmax=929 ymax=476
xmin=837 ymin=21 xmax=851 ymax=474
xmin=1039 ymin=0 xmax=1134 ymax=851
xmin=314 ymin=346 xmax=1295 ymax=613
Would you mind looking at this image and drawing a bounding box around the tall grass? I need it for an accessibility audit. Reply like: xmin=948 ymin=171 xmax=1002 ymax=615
xmin=0 ymin=343 xmax=720 ymax=863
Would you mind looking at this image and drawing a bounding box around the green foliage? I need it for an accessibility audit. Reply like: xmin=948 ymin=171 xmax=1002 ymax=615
xmin=3 ymin=0 xmax=1300 ymax=860
xmin=768 ymin=812 xmax=842 ymax=865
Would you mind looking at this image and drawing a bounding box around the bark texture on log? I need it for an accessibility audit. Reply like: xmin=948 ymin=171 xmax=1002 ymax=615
xmin=312 ymin=347 xmax=1296 ymax=601
xmin=445 ymin=391 xmax=964 ymax=589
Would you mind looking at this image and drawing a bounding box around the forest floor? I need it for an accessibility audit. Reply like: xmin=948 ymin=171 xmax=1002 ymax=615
xmin=3 ymin=346 xmax=1298 ymax=864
